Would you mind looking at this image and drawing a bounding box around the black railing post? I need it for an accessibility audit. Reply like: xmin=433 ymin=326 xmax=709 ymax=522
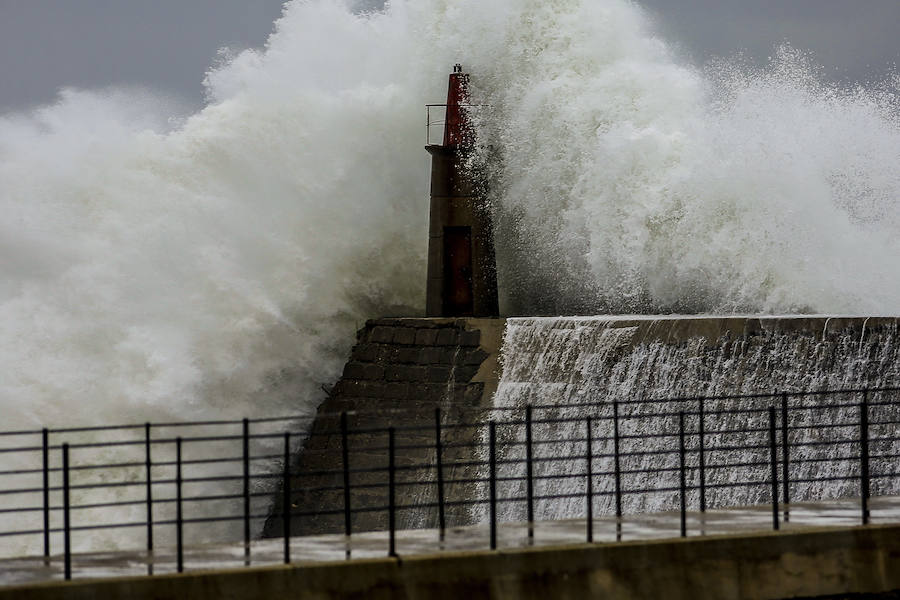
xmin=389 ymin=427 xmax=397 ymax=558
xmin=341 ymin=412 xmax=352 ymax=559
xmin=435 ymin=408 xmax=446 ymax=543
xmin=698 ymin=398 xmax=706 ymax=513
xmin=679 ymin=412 xmax=687 ymax=538
xmin=283 ymin=432 xmax=291 ymax=564
xmin=525 ymin=405 xmax=534 ymax=545
xmin=62 ymin=443 xmax=71 ymax=581
xmin=489 ymin=420 xmax=497 ymax=550
xmin=144 ymin=422 xmax=153 ymax=573
xmin=586 ymin=417 xmax=593 ymax=543
xmin=768 ymin=407 xmax=779 ymax=531
xmin=242 ymin=418 xmax=251 ymax=566
xmin=613 ymin=400 xmax=623 ymax=541
xmin=860 ymin=392 xmax=871 ymax=525
xmin=781 ymin=394 xmax=790 ymax=523
xmin=176 ymin=437 xmax=183 ymax=573
xmin=175 ymin=437 xmax=184 ymax=573
xmin=42 ymin=428 xmax=50 ymax=564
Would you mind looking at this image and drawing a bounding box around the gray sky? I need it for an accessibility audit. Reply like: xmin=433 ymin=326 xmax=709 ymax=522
xmin=640 ymin=0 xmax=900 ymax=83
xmin=0 ymin=0 xmax=285 ymax=111
xmin=1 ymin=0 xmax=899 ymax=112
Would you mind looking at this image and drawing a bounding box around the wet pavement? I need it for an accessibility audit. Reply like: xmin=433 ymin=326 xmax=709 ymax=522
xmin=2 ymin=495 xmax=898 ymax=587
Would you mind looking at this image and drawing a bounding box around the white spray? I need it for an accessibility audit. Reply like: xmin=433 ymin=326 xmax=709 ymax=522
xmin=0 ymin=0 xmax=898 ymax=553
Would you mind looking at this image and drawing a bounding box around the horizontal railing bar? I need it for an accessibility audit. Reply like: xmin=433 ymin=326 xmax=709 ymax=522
xmin=1 ymin=386 xmax=896 ymax=440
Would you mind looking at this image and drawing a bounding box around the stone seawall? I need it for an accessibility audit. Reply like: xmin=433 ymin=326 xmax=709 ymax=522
xmin=263 ymin=318 xmax=504 ymax=536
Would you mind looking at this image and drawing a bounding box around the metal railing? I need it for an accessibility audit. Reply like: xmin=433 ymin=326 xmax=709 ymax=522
xmin=0 ymin=387 xmax=898 ymax=584
xmin=425 ymin=103 xmax=486 ymax=145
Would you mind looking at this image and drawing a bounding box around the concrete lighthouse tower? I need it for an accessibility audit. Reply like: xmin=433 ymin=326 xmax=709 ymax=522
xmin=425 ymin=65 xmax=499 ymax=317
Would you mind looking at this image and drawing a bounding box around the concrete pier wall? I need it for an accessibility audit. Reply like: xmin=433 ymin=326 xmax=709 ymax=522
xmin=266 ymin=315 xmax=900 ymax=536
xmin=6 ymin=524 xmax=900 ymax=600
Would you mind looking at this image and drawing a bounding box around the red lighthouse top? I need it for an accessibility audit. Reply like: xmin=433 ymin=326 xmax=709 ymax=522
xmin=443 ymin=64 xmax=472 ymax=147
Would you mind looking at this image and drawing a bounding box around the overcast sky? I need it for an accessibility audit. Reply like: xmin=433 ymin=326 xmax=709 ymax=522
xmin=1 ymin=0 xmax=898 ymax=112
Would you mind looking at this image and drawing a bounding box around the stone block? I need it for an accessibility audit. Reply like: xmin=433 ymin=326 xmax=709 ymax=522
xmin=379 ymin=345 xmax=401 ymax=363
xmin=411 ymin=383 xmax=446 ymax=401
xmin=370 ymin=326 xmax=395 ymax=344
xmin=332 ymin=380 xmax=357 ymax=396
xmin=397 ymin=347 xmax=421 ymax=364
xmin=417 ymin=320 xmax=442 ymax=328
xmin=417 ymin=347 xmax=442 ymax=365
xmin=384 ymin=365 xmax=408 ymax=382
xmin=384 ymin=382 xmax=409 ymax=399
xmin=362 ymin=364 xmax=384 ymax=380
xmin=439 ymin=348 xmax=460 ymax=364
xmin=427 ymin=365 xmax=453 ymax=383
xmin=359 ymin=382 xmax=386 ymax=399
xmin=406 ymin=366 xmax=428 ymax=382
xmin=350 ymin=344 xmax=379 ymax=363
xmin=459 ymin=329 xmax=481 ymax=347
xmin=370 ymin=318 xmax=400 ymax=327
xmin=414 ymin=328 xmax=438 ymax=346
xmin=342 ymin=362 xmax=366 ymax=380
xmin=393 ymin=327 xmax=416 ymax=345
xmin=435 ymin=328 xmax=459 ymax=346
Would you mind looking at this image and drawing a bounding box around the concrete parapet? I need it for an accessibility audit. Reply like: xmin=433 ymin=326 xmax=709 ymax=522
xmin=7 ymin=524 xmax=900 ymax=600
xmin=546 ymin=314 xmax=900 ymax=348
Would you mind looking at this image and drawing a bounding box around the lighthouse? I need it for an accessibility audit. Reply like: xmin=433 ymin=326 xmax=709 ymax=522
xmin=425 ymin=65 xmax=499 ymax=317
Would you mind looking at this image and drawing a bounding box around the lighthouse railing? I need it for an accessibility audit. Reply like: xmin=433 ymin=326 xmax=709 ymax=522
xmin=425 ymin=103 xmax=487 ymax=146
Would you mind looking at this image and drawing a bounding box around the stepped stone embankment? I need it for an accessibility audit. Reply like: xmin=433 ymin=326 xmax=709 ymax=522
xmin=264 ymin=317 xmax=504 ymax=536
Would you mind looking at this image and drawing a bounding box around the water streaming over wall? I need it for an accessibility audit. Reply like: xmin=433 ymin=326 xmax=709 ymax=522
xmin=1 ymin=0 xmax=899 ymax=554
xmin=482 ymin=317 xmax=900 ymax=522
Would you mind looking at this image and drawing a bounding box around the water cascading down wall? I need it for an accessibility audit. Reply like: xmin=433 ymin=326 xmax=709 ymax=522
xmin=280 ymin=315 xmax=900 ymax=534
xmin=484 ymin=315 xmax=900 ymax=522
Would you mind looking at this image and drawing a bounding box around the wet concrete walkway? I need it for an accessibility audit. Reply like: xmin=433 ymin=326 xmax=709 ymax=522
xmin=2 ymin=495 xmax=898 ymax=587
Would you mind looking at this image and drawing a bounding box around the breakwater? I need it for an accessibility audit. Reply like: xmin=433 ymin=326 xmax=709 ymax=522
xmin=0 ymin=315 xmax=897 ymax=587
xmin=271 ymin=315 xmax=900 ymax=535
